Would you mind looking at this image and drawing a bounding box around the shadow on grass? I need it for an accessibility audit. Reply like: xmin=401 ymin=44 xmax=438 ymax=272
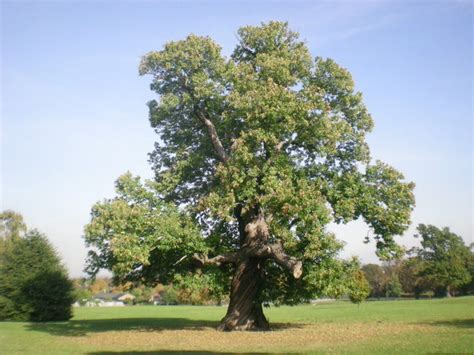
xmin=26 ymin=317 xmax=305 ymax=337
xmin=25 ymin=318 xmax=218 ymax=337
xmin=88 ymin=352 xmax=276 ymax=355
xmin=425 ymin=318 xmax=474 ymax=329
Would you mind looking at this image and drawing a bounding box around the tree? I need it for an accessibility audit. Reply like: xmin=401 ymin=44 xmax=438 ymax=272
xmin=384 ymin=273 xmax=402 ymax=298
xmin=0 ymin=210 xmax=27 ymax=255
xmin=160 ymin=285 xmax=179 ymax=305
xmin=0 ymin=213 xmax=74 ymax=321
xmin=344 ymin=258 xmax=371 ymax=304
xmin=73 ymin=286 xmax=93 ymax=306
xmin=413 ymin=224 xmax=471 ymax=297
xmin=348 ymin=268 xmax=370 ymax=305
xmin=88 ymin=278 xmax=111 ymax=295
xmin=0 ymin=210 xmax=26 ymax=240
xmin=382 ymin=261 xmax=403 ymax=298
xmin=85 ymin=22 xmax=415 ymax=330
xmin=398 ymin=256 xmax=429 ymax=298
xmin=361 ymin=264 xmax=386 ymax=299
xmin=458 ymin=244 xmax=474 ymax=295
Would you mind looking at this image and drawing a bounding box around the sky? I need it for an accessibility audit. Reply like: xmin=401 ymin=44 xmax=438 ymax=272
xmin=1 ymin=0 xmax=472 ymax=277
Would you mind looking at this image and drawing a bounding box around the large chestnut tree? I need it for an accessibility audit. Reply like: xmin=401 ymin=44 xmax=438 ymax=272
xmin=84 ymin=22 xmax=415 ymax=331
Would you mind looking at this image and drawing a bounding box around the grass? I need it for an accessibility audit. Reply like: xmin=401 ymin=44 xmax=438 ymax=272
xmin=1 ymin=296 xmax=473 ymax=354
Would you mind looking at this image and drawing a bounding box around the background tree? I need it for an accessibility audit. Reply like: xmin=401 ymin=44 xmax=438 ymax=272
xmin=0 ymin=210 xmax=26 ymax=241
xmin=457 ymin=244 xmax=474 ymax=295
xmin=0 ymin=210 xmax=27 ymax=256
xmin=347 ymin=262 xmax=370 ymax=304
xmin=88 ymin=278 xmax=111 ymax=295
xmin=160 ymin=285 xmax=179 ymax=305
xmin=384 ymin=273 xmax=402 ymax=298
xmin=72 ymin=279 xmax=93 ymax=306
xmin=85 ymin=21 xmax=415 ymax=331
xmin=413 ymin=224 xmax=471 ymax=297
xmin=361 ymin=264 xmax=386 ymax=299
xmin=398 ymin=256 xmax=425 ymax=298
xmin=382 ymin=261 xmax=402 ymax=298
xmin=0 ymin=212 xmax=73 ymax=321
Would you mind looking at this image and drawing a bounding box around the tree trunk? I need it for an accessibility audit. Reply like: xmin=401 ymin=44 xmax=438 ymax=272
xmin=218 ymin=257 xmax=269 ymax=331
xmin=446 ymin=286 xmax=452 ymax=298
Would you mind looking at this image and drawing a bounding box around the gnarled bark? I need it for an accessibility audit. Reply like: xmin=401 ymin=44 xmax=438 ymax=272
xmin=217 ymin=258 xmax=269 ymax=331
xmin=191 ymin=210 xmax=303 ymax=331
xmin=194 ymin=212 xmax=302 ymax=331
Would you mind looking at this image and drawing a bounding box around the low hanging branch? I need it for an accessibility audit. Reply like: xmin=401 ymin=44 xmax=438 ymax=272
xmin=192 ymin=252 xmax=239 ymax=266
xmin=192 ymin=241 xmax=303 ymax=279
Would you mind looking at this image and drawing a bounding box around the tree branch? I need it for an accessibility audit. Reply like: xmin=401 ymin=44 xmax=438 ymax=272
xmin=195 ymin=110 xmax=229 ymax=164
xmin=192 ymin=251 xmax=238 ymax=267
xmin=246 ymin=241 xmax=303 ymax=279
xmin=267 ymin=242 xmax=303 ymax=279
xmin=179 ymin=79 xmax=229 ymax=164
xmin=193 ymin=241 xmax=303 ymax=279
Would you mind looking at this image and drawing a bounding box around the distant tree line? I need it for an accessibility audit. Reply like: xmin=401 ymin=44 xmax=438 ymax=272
xmin=362 ymin=224 xmax=473 ymax=299
xmin=72 ymin=276 xmax=216 ymax=306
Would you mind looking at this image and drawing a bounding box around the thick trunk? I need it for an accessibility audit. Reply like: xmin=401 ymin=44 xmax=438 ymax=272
xmin=205 ymin=208 xmax=301 ymax=331
xmin=218 ymin=257 xmax=269 ymax=331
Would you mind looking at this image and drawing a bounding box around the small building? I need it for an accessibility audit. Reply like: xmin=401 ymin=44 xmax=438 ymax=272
xmin=92 ymin=292 xmax=135 ymax=306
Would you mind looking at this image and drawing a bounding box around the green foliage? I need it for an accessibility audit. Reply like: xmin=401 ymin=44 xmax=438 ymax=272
xmin=73 ymin=287 xmax=93 ymax=306
xmin=0 ymin=213 xmax=73 ymax=322
xmin=130 ymin=286 xmax=154 ymax=304
xmin=458 ymin=248 xmax=474 ymax=295
xmin=173 ymin=271 xmax=227 ymax=305
xmin=348 ymin=266 xmax=370 ymax=304
xmin=398 ymin=257 xmax=428 ymax=297
xmin=0 ymin=296 xmax=16 ymax=321
xmin=0 ymin=210 xmax=27 ymax=256
xmin=385 ymin=274 xmax=402 ymax=298
xmin=22 ymin=271 xmax=74 ymax=322
xmin=361 ymin=264 xmax=386 ymax=298
xmin=414 ymin=224 xmax=471 ymax=296
xmin=0 ymin=210 xmax=26 ymax=241
xmin=84 ymin=172 xmax=207 ymax=286
xmin=160 ymin=285 xmax=179 ymax=305
xmin=85 ymin=21 xmax=415 ymax=306
xmin=362 ymin=262 xmax=403 ymax=298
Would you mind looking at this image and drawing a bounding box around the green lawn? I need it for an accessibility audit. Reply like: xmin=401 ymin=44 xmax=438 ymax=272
xmin=1 ymin=297 xmax=473 ymax=354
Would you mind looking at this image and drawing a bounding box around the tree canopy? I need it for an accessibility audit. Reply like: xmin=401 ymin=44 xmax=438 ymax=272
xmin=85 ymin=21 xmax=415 ymax=330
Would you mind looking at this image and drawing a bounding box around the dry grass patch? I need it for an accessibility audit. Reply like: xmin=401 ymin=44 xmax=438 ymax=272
xmin=64 ymin=322 xmax=435 ymax=353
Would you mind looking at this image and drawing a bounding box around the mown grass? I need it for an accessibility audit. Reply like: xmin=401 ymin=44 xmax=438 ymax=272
xmin=1 ymin=296 xmax=473 ymax=354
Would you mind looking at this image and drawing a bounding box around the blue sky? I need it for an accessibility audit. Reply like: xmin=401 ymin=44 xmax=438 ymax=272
xmin=1 ymin=0 xmax=472 ymax=276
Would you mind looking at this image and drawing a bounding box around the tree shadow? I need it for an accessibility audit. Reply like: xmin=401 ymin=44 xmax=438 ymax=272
xmin=26 ymin=318 xmax=219 ymax=337
xmin=88 ymin=352 xmax=276 ymax=355
xmin=25 ymin=317 xmax=305 ymax=337
xmin=424 ymin=319 xmax=474 ymax=329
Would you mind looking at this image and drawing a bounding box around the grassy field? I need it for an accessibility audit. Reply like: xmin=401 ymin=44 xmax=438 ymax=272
xmin=1 ymin=297 xmax=473 ymax=354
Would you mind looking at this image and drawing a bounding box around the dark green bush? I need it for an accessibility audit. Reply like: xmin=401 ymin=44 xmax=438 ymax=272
xmin=0 ymin=227 xmax=74 ymax=322
xmin=0 ymin=295 xmax=17 ymax=321
xmin=22 ymin=271 xmax=74 ymax=322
